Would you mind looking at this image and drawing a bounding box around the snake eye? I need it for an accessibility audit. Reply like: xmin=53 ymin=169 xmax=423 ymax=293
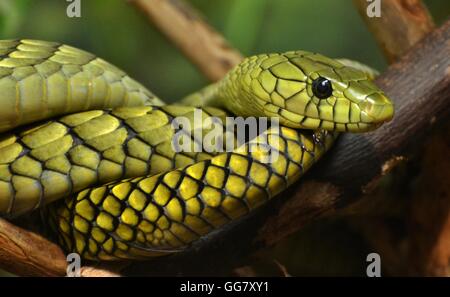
xmin=312 ymin=77 xmax=333 ymax=99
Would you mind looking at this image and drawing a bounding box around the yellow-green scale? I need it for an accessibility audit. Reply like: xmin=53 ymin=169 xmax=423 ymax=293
xmin=0 ymin=105 xmax=229 ymax=216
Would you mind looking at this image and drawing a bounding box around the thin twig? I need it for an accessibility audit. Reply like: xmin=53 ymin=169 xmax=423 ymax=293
xmin=128 ymin=0 xmax=243 ymax=81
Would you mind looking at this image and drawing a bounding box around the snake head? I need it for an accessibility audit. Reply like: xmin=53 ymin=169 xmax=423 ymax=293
xmin=223 ymin=51 xmax=394 ymax=132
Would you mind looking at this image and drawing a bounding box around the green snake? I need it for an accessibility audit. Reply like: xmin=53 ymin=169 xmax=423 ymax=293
xmin=0 ymin=39 xmax=394 ymax=260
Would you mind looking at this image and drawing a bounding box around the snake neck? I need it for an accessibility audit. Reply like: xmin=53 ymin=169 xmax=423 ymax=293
xmin=180 ymin=82 xmax=223 ymax=108
xmin=180 ymin=71 xmax=263 ymax=117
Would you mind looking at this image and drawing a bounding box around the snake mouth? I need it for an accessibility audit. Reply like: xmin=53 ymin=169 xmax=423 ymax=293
xmin=360 ymin=93 xmax=395 ymax=125
xmin=352 ymin=103 xmax=393 ymax=132
xmin=365 ymin=102 xmax=394 ymax=123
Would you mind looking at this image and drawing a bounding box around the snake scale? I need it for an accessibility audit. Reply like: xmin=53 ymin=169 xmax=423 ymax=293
xmin=0 ymin=39 xmax=393 ymax=260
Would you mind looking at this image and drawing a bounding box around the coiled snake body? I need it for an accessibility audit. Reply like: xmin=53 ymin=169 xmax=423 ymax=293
xmin=0 ymin=40 xmax=393 ymax=260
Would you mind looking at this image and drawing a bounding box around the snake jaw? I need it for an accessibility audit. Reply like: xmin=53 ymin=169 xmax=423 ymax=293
xmin=362 ymin=93 xmax=395 ymax=124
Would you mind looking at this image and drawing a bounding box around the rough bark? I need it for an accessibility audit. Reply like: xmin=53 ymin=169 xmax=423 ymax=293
xmin=354 ymin=0 xmax=450 ymax=277
xmin=0 ymin=218 xmax=66 ymax=277
xmin=407 ymin=124 xmax=450 ymax=276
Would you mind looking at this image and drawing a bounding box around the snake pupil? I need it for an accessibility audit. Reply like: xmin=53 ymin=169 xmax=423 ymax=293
xmin=312 ymin=77 xmax=333 ymax=99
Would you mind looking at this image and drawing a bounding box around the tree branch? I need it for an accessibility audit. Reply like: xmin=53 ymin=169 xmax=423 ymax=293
xmin=354 ymin=0 xmax=450 ymax=276
xmin=128 ymin=0 xmax=243 ymax=81
xmin=0 ymin=218 xmax=66 ymax=276
xmin=0 ymin=217 xmax=126 ymax=276
xmin=353 ymin=0 xmax=435 ymax=63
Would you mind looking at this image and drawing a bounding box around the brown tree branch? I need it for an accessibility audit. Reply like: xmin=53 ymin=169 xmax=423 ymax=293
xmin=354 ymin=0 xmax=450 ymax=276
xmin=0 ymin=217 xmax=126 ymax=276
xmin=353 ymin=0 xmax=435 ymax=63
xmin=128 ymin=0 xmax=243 ymax=81
xmin=406 ymin=125 xmax=450 ymax=276
xmin=0 ymin=218 xmax=127 ymax=277
xmin=0 ymin=218 xmax=66 ymax=276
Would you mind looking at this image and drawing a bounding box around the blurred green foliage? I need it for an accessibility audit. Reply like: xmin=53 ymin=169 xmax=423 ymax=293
xmin=0 ymin=0 xmax=448 ymax=276
xmin=0 ymin=0 xmax=30 ymax=37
